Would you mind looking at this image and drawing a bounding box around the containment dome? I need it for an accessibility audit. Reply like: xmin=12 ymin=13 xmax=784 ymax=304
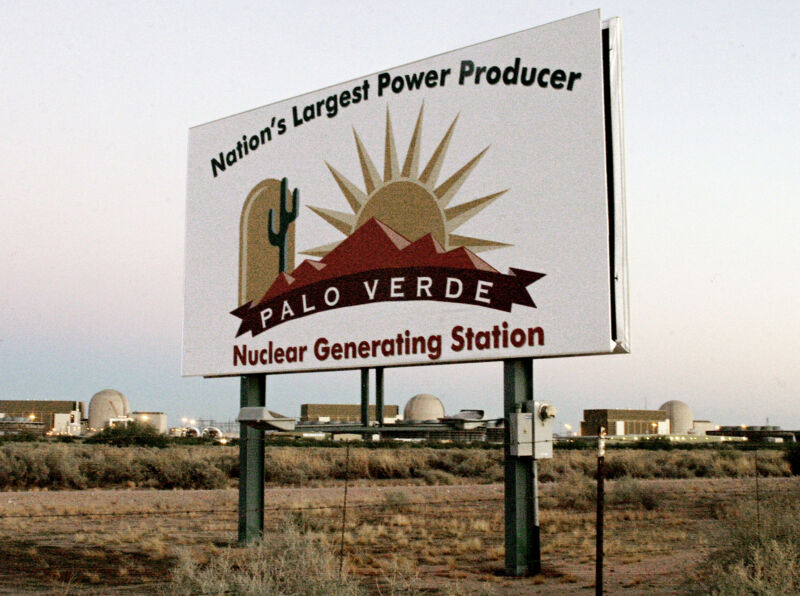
xmin=403 ymin=394 xmax=445 ymax=422
xmin=659 ymin=400 xmax=693 ymax=435
xmin=89 ymin=389 xmax=131 ymax=429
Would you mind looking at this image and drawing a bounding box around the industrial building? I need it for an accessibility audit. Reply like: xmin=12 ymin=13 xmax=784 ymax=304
xmin=295 ymin=394 xmax=503 ymax=443
xmin=300 ymin=403 xmax=400 ymax=424
xmin=0 ymin=400 xmax=84 ymax=435
xmin=708 ymin=426 xmax=798 ymax=442
xmin=581 ymin=409 xmax=669 ymax=436
xmin=0 ymin=390 xmax=167 ymax=436
xmin=581 ymin=400 xmax=723 ymax=437
xmin=130 ymin=412 xmax=169 ymax=434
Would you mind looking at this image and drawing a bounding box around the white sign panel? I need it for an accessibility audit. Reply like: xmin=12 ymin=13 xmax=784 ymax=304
xmin=183 ymin=10 xmax=628 ymax=377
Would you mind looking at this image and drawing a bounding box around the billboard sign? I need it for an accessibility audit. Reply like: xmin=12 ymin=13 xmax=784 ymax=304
xmin=183 ymin=10 xmax=628 ymax=377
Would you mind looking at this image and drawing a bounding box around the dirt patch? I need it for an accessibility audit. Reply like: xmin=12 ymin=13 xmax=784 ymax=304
xmin=0 ymin=540 xmax=173 ymax=594
xmin=0 ymin=477 xmax=792 ymax=594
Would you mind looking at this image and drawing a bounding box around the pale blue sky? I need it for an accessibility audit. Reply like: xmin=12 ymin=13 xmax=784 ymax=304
xmin=1 ymin=1 xmax=798 ymax=430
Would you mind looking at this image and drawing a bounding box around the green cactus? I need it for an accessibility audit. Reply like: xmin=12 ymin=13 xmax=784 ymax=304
xmin=268 ymin=177 xmax=299 ymax=273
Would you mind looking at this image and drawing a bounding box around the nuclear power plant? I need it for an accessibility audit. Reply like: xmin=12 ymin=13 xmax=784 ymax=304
xmin=1 ymin=390 xmax=796 ymax=443
xmin=580 ymin=400 xmax=797 ymax=442
xmin=581 ymin=400 xmax=712 ymax=437
xmin=0 ymin=389 xmax=167 ymax=436
xmin=291 ymin=393 xmax=504 ymax=442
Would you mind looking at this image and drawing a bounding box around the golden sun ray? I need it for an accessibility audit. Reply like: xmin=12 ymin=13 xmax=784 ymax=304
xmin=384 ymin=108 xmax=400 ymax=181
xmin=325 ymin=162 xmax=365 ymax=213
xmin=419 ymin=114 xmax=457 ymax=186
xmin=352 ymin=129 xmax=381 ymax=194
xmin=434 ymin=146 xmax=490 ymax=209
xmin=303 ymin=105 xmax=509 ymax=257
xmin=402 ymin=104 xmax=424 ymax=179
xmin=444 ymin=190 xmax=507 ymax=232
xmin=307 ymin=206 xmax=355 ymax=236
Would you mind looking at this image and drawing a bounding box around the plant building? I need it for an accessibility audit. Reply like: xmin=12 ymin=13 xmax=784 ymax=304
xmin=300 ymin=403 xmax=400 ymax=423
xmin=0 ymin=400 xmax=84 ymax=435
xmin=581 ymin=408 xmax=669 ymax=436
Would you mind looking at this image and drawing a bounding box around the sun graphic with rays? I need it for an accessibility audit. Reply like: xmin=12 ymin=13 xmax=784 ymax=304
xmin=303 ymin=105 xmax=510 ymax=258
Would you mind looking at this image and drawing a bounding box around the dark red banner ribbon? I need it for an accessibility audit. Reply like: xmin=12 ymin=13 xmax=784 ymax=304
xmin=231 ymin=267 xmax=544 ymax=338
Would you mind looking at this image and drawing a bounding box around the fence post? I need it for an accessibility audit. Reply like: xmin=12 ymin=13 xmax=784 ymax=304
xmin=339 ymin=442 xmax=351 ymax=580
xmin=596 ymin=427 xmax=606 ymax=596
xmin=754 ymin=449 xmax=761 ymax=543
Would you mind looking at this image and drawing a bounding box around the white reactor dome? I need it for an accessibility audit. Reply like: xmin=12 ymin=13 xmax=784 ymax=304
xmin=89 ymin=389 xmax=131 ymax=429
xmin=659 ymin=400 xmax=693 ymax=435
xmin=403 ymin=394 xmax=445 ymax=422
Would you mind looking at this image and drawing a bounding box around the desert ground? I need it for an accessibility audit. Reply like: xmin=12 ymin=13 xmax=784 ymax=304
xmin=1 ymin=474 xmax=793 ymax=595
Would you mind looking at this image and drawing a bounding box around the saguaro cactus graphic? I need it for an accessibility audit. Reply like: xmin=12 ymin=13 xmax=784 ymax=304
xmin=268 ymin=178 xmax=299 ymax=274
xmin=238 ymin=178 xmax=297 ymax=305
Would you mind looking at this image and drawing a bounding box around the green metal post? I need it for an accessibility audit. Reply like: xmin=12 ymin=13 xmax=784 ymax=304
xmin=360 ymin=369 xmax=369 ymax=427
xmin=504 ymin=358 xmax=539 ymax=576
xmin=375 ymin=367 xmax=384 ymax=427
xmin=239 ymin=374 xmax=265 ymax=542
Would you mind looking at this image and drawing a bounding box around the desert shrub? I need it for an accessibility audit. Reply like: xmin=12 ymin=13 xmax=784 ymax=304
xmin=262 ymin=447 xmax=504 ymax=485
xmin=383 ymin=488 xmax=411 ymax=507
xmin=0 ymin=443 xmax=235 ymax=490
xmin=136 ymin=449 xmax=228 ymax=489
xmin=0 ymin=443 xmax=86 ymax=489
xmin=166 ymin=518 xmax=364 ymax=596
xmin=609 ymin=479 xmax=660 ymax=510
xmin=544 ymin=470 xmax=596 ymax=510
xmin=785 ymin=443 xmax=800 ymax=475
xmin=0 ymin=431 xmax=42 ymax=444
xmin=84 ymin=422 xmax=169 ymax=448
xmin=690 ymin=479 xmax=800 ymax=594
xmin=421 ymin=469 xmax=456 ymax=485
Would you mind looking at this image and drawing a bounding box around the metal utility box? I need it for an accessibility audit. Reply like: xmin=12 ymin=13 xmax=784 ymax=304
xmin=509 ymin=402 xmax=556 ymax=459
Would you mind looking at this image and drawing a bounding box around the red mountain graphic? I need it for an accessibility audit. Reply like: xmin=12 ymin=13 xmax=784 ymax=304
xmin=257 ymin=218 xmax=498 ymax=305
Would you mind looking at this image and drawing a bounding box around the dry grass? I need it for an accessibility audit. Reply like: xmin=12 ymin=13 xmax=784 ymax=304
xmin=0 ymin=443 xmax=790 ymax=491
xmin=690 ymin=478 xmax=800 ymax=594
xmin=0 ymin=445 xmax=796 ymax=594
xmin=166 ymin=517 xmax=364 ymax=596
xmin=0 ymin=443 xmax=233 ymax=490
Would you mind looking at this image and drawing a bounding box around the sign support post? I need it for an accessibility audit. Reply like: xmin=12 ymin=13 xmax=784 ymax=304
xmin=504 ymin=358 xmax=540 ymax=576
xmin=360 ymin=369 xmax=370 ymax=427
xmin=375 ymin=367 xmax=384 ymax=427
xmin=238 ymin=374 xmax=265 ymax=542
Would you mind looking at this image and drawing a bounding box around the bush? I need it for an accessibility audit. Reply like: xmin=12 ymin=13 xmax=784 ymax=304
xmin=0 ymin=431 xmax=41 ymax=444
xmin=786 ymin=443 xmax=800 ymax=475
xmin=0 ymin=443 xmax=235 ymax=490
xmin=543 ymin=470 xmax=596 ymax=510
xmin=166 ymin=518 xmax=365 ymax=595
xmin=84 ymin=422 xmax=169 ymax=448
xmin=610 ymin=479 xmax=660 ymax=510
xmin=690 ymin=479 xmax=800 ymax=594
